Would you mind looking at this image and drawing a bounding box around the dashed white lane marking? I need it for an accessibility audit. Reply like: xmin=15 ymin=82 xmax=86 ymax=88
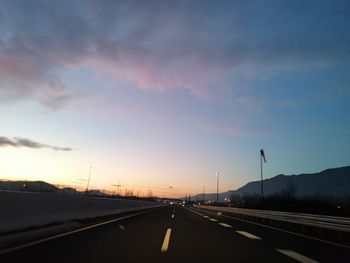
xmin=193 ymin=208 xmax=350 ymax=250
xmin=209 ymin=218 xmax=218 ymax=222
xmin=118 ymin=224 xmax=125 ymax=230
xmin=236 ymin=231 xmax=261 ymax=240
xmin=161 ymin=228 xmax=172 ymax=252
xmin=203 ymin=215 xmax=209 ymax=218
xmin=218 ymin=223 xmax=232 ymax=228
xmin=171 ymin=214 xmax=175 ymax=219
xmin=277 ymin=249 xmax=319 ymax=263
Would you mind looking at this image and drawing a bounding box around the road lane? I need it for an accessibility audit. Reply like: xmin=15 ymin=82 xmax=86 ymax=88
xmin=192 ymin=206 xmax=350 ymax=262
xmin=0 ymin=205 xmax=348 ymax=263
xmin=165 ymin=207 xmax=294 ymax=263
xmin=0 ymin=206 xmax=172 ymax=263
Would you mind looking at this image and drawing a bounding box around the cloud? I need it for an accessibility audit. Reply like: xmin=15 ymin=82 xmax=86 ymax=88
xmin=0 ymin=136 xmax=16 ymax=147
xmin=0 ymin=136 xmax=73 ymax=151
xmin=0 ymin=0 xmax=349 ymax=106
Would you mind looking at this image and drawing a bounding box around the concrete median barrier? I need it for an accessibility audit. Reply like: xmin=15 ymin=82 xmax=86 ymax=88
xmin=0 ymin=191 xmax=161 ymax=234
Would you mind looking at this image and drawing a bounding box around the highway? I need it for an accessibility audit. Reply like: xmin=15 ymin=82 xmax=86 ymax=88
xmin=0 ymin=205 xmax=349 ymax=263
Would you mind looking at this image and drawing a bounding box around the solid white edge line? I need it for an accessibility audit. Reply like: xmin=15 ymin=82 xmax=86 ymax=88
xmin=236 ymin=230 xmax=261 ymax=240
xmin=161 ymin=228 xmax=172 ymax=252
xmin=277 ymin=249 xmax=319 ymax=263
xmin=192 ymin=208 xmax=350 ymax=249
xmin=0 ymin=207 xmax=161 ymax=255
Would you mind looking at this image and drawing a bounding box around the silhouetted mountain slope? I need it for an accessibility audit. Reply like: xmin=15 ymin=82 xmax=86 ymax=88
xmin=190 ymin=166 xmax=350 ymax=201
xmin=234 ymin=166 xmax=350 ymax=198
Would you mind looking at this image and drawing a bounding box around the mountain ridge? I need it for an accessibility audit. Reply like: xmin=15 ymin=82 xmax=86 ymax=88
xmin=189 ymin=166 xmax=350 ymax=201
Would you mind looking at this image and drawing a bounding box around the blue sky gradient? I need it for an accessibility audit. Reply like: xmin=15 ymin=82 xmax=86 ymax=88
xmin=0 ymin=0 xmax=349 ymax=197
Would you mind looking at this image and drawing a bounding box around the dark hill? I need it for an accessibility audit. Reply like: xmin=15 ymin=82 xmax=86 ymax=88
xmin=189 ymin=166 xmax=350 ymax=201
xmin=234 ymin=166 xmax=350 ymax=198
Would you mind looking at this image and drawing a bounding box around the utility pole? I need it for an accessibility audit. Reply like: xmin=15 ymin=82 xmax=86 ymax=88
xmin=117 ymin=178 xmax=121 ymax=195
xmin=112 ymin=182 xmax=121 ymax=196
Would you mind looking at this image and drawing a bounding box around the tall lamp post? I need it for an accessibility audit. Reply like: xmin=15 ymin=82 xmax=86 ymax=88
xmin=85 ymin=165 xmax=92 ymax=195
xmin=202 ymin=184 xmax=205 ymax=203
xmin=216 ymin=172 xmax=219 ymax=205
xmin=260 ymin=149 xmax=266 ymax=200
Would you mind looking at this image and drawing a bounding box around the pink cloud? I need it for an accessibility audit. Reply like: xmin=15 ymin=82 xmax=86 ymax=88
xmin=1 ymin=0 xmax=343 ymax=108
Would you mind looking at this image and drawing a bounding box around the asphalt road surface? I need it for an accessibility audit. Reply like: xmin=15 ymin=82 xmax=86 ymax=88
xmin=0 ymin=205 xmax=349 ymax=263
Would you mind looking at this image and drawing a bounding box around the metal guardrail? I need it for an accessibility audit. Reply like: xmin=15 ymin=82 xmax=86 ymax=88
xmin=194 ymin=205 xmax=350 ymax=232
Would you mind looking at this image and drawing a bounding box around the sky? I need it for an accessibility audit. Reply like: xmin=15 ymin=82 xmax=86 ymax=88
xmin=0 ymin=0 xmax=349 ymax=198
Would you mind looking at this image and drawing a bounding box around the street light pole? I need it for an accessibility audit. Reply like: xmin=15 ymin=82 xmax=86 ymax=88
xmin=216 ymin=172 xmax=219 ymax=204
xmin=202 ymin=184 xmax=205 ymax=202
xmin=260 ymin=149 xmax=266 ymax=201
xmin=260 ymin=154 xmax=263 ymax=200
xmin=85 ymin=165 xmax=92 ymax=195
